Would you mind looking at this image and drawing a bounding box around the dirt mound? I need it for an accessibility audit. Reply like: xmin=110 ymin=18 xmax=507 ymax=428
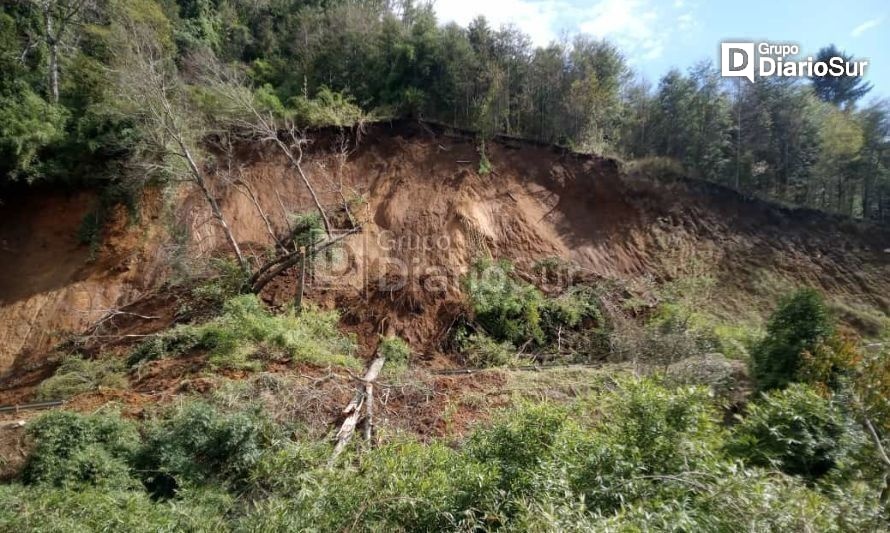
xmin=1 ymin=121 xmax=889 ymax=380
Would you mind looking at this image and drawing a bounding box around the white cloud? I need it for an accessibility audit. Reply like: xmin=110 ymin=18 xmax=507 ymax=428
xmin=577 ymin=0 xmax=665 ymax=61
xmin=432 ymin=0 xmax=698 ymax=64
xmin=851 ymin=17 xmax=883 ymax=37
xmin=432 ymin=0 xmax=566 ymax=45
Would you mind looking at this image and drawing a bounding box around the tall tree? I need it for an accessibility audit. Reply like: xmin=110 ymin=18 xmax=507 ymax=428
xmin=30 ymin=0 xmax=91 ymax=103
xmin=112 ymin=8 xmax=249 ymax=274
xmin=810 ymin=44 xmax=872 ymax=108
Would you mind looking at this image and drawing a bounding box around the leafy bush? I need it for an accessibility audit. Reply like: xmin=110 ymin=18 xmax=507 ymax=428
xmin=665 ymin=353 xmax=747 ymax=400
xmin=463 ymin=259 xmax=546 ymax=346
xmin=22 ymin=411 xmax=139 ymax=489
xmin=35 ymin=356 xmax=128 ymax=400
xmin=309 ymin=440 xmax=497 ymax=532
xmin=136 ymin=402 xmax=270 ymax=497
xmin=184 ymin=258 xmax=250 ymax=317
xmin=458 ymin=332 xmax=516 ymax=368
xmin=540 ymin=285 xmax=603 ymax=334
xmin=131 ymin=294 xmax=359 ymax=371
xmin=0 ymin=485 xmax=231 ymax=532
xmin=6 ymin=376 xmax=888 ymax=531
xmin=752 ymin=288 xmax=835 ymax=391
xmin=289 ymin=86 xmax=366 ymax=127
xmin=377 ymin=335 xmax=411 ymax=369
xmin=468 ymin=402 xmax=571 ymax=500
xmin=727 ymin=383 xmax=854 ymax=480
xmin=128 ymin=325 xmax=202 ymax=366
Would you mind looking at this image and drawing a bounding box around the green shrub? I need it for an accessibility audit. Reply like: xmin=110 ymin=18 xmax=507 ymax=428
xmin=459 ymin=332 xmax=516 ymax=368
xmin=468 ymin=403 xmax=571 ymax=499
xmin=136 ymin=402 xmax=270 ymax=497
xmin=463 ymin=259 xmax=545 ymax=345
xmin=128 ymin=325 xmax=202 ymax=366
xmin=0 ymin=485 xmax=230 ymax=532
xmin=752 ymin=288 xmax=835 ymax=391
xmin=185 ymin=258 xmax=250 ymax=317
xmin=377 ymin=335 xmax=411 ymax=369
xmin=727 ymin=383 xmax=854 ymax=480
xmin=540 ymin=285 xmax=603 ymax=334
xmin=288 ymin=86 xmax=366 ymax=127
xmin=35 ymin=356 xmax=128 ymax=400
xmin=132 ymin=295 xmax=359 ymax=371
xmin=22 ymin=411 xmax=139 ymax=489
xmin=318 ymin=440 xmax=497 ymax=532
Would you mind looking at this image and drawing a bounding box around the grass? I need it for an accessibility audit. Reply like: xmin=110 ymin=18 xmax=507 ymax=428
xmin=130 ymin=294 xmax=360 ymax=371
xmin=35 ymin=356 xmax=128 ymax=401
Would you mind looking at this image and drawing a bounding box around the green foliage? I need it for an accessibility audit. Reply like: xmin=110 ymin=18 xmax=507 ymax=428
xmin=6 ymin=376 xmax=888 ymax=531
xmin=458 ymin=332 xmax=516 ymax=368
xmin=468 ymin=402 xmax=571 ymax=499
xmin=571 ymin=379 xmax=722 ymax=513
xmin=35 ymin=356 xmax=128 ymax=401
xmin=0 ymin=485 xmax=231 ymax=532
xmin=377 ymin=335 xmax=411 ymax=369
xmin=2 ymin=0 xmax=888 ymax=225
xmin=0 ymin=87 xmax=67 ymax=181
xmin=463 ymin=259 xmax=545 ymax=346
xmin=477 ymin=140 xmax=493 ymax=175
xmin=727 ymin=383 xmax=855 ymax=480
xmin=23 ymin=411 xmax=139 ymax=489
xmin=136 ymin=402 xmax=269 ymax=497
xmin=288 ymin=211 xmax=325 ymax=249
xmin=289 ymin=87 xmax=366 ymax=127
xmin=131 ymin=294 xmax=359 ymax=371
xmin=752 ymin=288 xmax=835 ymax=391
xmin=810 ymin=44 xmax=872 ymax=107
xmin=184 ymin=258 xmax=250 ymax=317
xmin=128 ymin=325 xmax=202 ymax=367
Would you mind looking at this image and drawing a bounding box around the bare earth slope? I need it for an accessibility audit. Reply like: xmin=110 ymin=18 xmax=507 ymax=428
xmin=1 ymin=121 xmax=888 ymax=380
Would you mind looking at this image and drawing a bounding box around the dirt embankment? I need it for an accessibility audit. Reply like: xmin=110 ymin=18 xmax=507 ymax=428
xmin=1 ymin=121 xmax=888 ymax=382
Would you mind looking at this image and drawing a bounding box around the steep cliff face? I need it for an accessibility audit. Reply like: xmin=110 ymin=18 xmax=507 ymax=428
xmin=1 ymin=122 xmax=889 ymax=379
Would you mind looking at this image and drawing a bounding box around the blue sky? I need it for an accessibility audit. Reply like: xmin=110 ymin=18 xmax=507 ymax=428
xmin=433 ymin=0 xmax=890 ymax=100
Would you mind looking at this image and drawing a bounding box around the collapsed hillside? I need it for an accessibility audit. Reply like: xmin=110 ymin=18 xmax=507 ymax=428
xmin=1 ymin=121 xmax=889 ymax=386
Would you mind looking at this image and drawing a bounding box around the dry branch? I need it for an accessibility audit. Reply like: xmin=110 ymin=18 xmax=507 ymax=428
xmin=329 ymin=356 xmax=386 ymax=466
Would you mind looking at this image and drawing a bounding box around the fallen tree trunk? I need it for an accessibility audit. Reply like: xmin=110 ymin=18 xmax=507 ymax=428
xmin=249 ymin=225 xmax=362 ymax=294
xmin=329 ymin=356 xmax=385 ymax=466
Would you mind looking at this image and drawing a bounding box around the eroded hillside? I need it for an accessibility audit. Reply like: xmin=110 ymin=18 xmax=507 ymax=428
xmin=1 ymin=121 xmax=889 ymax=387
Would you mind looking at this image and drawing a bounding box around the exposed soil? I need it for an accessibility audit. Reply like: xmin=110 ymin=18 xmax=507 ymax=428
xmin=1 ymin=120 xmax=889 ymax=406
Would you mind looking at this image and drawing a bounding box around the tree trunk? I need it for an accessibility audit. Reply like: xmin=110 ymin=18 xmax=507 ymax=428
xmin=43 ymin=7 xmax=59 ymax=104
xmin=179 ymin=139 xmax=250 ymax=276
xmin=329 ymin=356 xmax=386 ymax=466
xmin=295 ymin=247 xmax=306 ymax=311
xmin=272 ymin=138 xmax=332 ymax=236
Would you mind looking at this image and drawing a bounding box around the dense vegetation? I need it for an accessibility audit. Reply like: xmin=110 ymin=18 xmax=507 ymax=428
xmin=8 ymin=264 xmax=890 ymax=530
xmin=3 ymin=368 xmax=888 ymax=531
xmin=1 ymin=0 xmax=888 ymax=223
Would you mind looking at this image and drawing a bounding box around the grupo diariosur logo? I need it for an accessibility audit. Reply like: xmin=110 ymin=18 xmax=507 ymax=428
xmin=721 ymin=42 xmax=868 ymax=83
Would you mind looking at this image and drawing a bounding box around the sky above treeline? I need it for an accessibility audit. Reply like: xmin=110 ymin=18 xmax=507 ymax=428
xmin=433 ymin=0 xmax=890 ymax=100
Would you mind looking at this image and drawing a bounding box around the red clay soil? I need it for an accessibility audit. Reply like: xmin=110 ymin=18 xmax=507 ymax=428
xmin=1 ymin=121 xmax=889 ymax=402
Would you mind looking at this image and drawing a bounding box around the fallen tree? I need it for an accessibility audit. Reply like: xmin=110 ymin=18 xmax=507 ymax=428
xmin=329 ymin=355 xmax=386 ymax=466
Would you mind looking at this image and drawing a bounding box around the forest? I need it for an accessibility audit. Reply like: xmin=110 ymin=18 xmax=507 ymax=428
xmin=1 ymin=0 xmax=888 ymax=222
